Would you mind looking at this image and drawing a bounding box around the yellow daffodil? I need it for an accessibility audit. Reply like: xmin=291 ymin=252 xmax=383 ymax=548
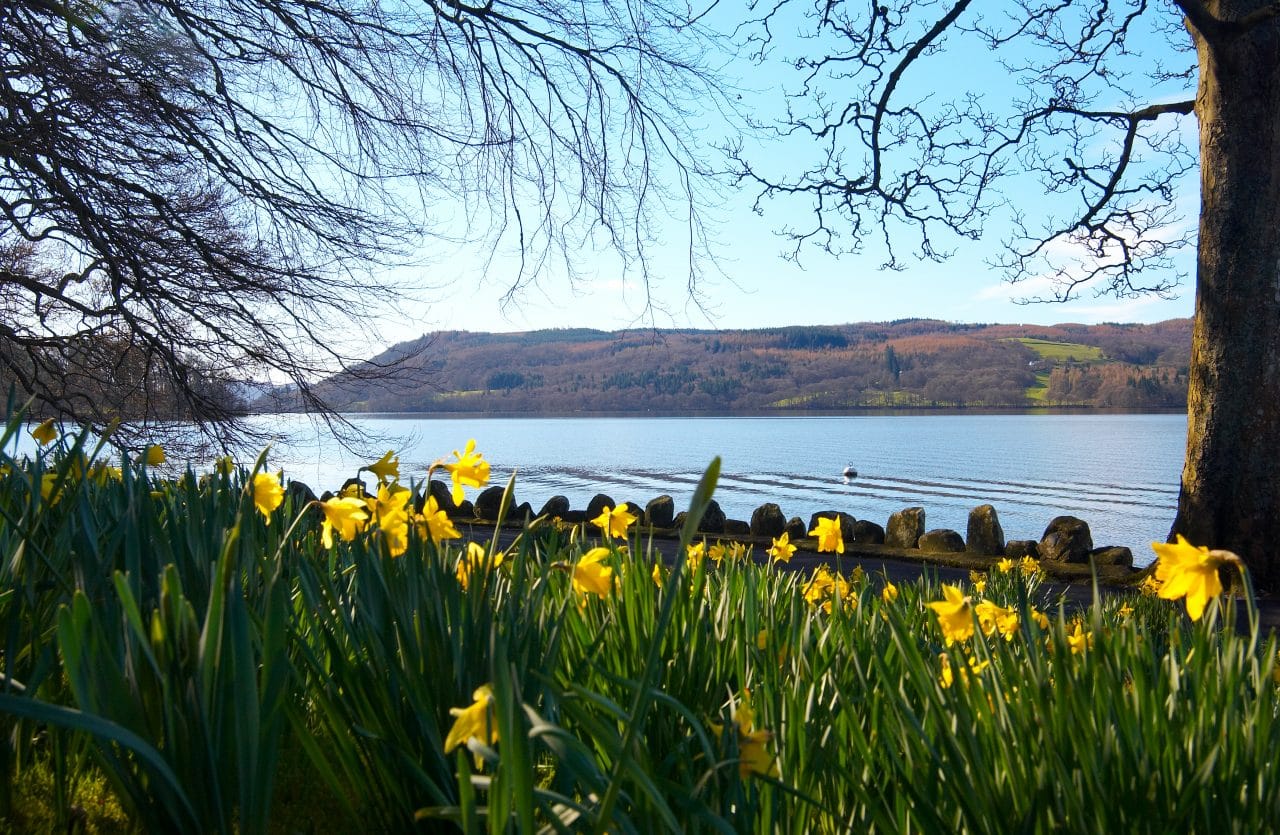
xmin=969 ymin=570 xmax=987 ymax=595
xmin=457 ymin=541 xmax=504 ymax=590
xmin=1066 ymin=621 xmax=1093 ymax=654
xmin=379 ymin=506 xmax=410 ymax=556
xmin=1030 ymin=607 xmax=1050 ymax=630
xmin=572 ymin=547 xmax=614 ymax=598
xmin=975 ymin=600 xmax=1019 ymax=641
xmin=31 ymin=418 xmax=56 ymax=446
xmin=215 ymin=455 xmax=235 ymax=476
xmin=1020 ymin=556 xmax=1040 ymax=576
xmin=996 ymin=557 xmax=1015 ymax=574
xmin=1152 ymin=535 xmax=1241 ymax=621
xmin=144 ymin=445 xmax=165 ymax=466
xmin=88 ymin=462 xmax=122 ymax=484
xmin=881 ymin=580 xmax=899 ymax=604
xmin=40 ymin=472 xmax=63 ymax=504
xmin=443 ymin=439 xmax=490 ymax=506
xmin=927 ymin=584 xmax=975 ymax=646
xmin=591 ymin=504 xmax=637 ymax=539
xmin=803 ymin=565 xmax=852 ymax=613
xmin=252 ymin=471 xmax=285 ymax=524
xmin=938 ymin=652 xmax=988 ymax=689
xmin=1117 ymin=602 xmax=1134 ymax=619
xmin=444 ymin=684 xmax=498 ymax=767
xmin=712 ymin=691 xmax=778 ymax=779
xmin=756 ymin=629 xmax=768 ymax=650
xmin=318 ymin=496 xmax=369 ymax=548
xmin=809 ymin=516 xmax=844 ymax=554
xmin=366 ymin=450 xmax=399 ymax=484
xmin=939 ymin=653 xmax=956 ymax=689
xmin=768 ymin=532 xmax=796 ymax=563
xmin=651 ymin=561 xmax=664 ymax=588
xmin=708 ymin=542 xmax=728 ymax=564
xmin=686 ymin=541 xmax=705 ymax=570
xmin=417 ymin=495 xmax=461 ymax=541
xmin=374 ymin=481 xmax=411 ymax=519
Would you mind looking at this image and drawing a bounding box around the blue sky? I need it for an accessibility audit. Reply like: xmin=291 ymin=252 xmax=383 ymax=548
xmin=365 ymin=2 xmax=1199 ymax=350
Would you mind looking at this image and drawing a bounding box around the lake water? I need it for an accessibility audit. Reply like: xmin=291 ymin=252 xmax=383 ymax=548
xmin=248 ymin=412 xmax=1184 ymax=567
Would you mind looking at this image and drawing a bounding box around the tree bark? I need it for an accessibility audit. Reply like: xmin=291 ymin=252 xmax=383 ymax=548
xmin=1174 ymin=7 xmax=1280 ymax=591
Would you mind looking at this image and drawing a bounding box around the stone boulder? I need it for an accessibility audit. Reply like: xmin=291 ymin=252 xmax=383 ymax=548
xmin=724 ymin=519 xmax=751 ymax=536
xmin=1090 ymin=546 xmax=1134 ymax=568
xmin=750 ymin=503 xmax=787 ymax=538
xmin=1039 ymin=516 xmax=1094 ymax=563
xmin=853 ymin=520 xmax=885 ymax=545
xmin=785 ymin=517 xmax=809 ymax=540
xmin=456 ymin=499 xmax=475 ymax=518
xmin=538 ymin=495 xmax=571 ymax=520
xmin=886 ymin=507 xmax=926 ymax=549
xmin=966 ymin=504 xmax=1006 ymax=557
xmin=475 ymin=485 xmax=508 ymax=521
xmin=287 ymin=480 xmax=318 ymax=510
xmin=562 ymin=509 xmax=587 ymax=524
xmin=586 ymin=493 xmax=616 ymax=520
xmin=646 ymin=495 xmax=676 ymax=528
xmin=512 ymin=502 xmax=534 ymax=522
xmin=699 ymin=500 xmax=727 ymax=534
xmin=919 ymin=529 xmax=966 ymax=553
xmin=1005 ymin=540 xmax=1040 ymax=560
xmin=426 ymin=479 xmax=458 ymax=514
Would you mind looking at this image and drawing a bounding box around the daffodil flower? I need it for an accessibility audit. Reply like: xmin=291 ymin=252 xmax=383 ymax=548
xmin=444 ymin=684 xmax=498 ymax=768
xmin=809 ymin=516 xmax=844 ymax=554
xmin=651 ymin=561 xmax=664 ymax=588
xmin=881 ymin=581 xmax=899 ymax=604
xmin=379 ymin=506 xmax=410 ymax=557
xmin=996 ymin=557 xmax=1015 ymax=573
xmin=457 ymin=541 xmax=504 ymax=589
xmin=1151 ymin=535 xmax=1241 ymax=621
xmin=686 ymin=541 xmax=705 ymax=570
xmin=975 ymin=600 xmax=1019 ymax=641
xmin=1066 ymin=621 xmax=1092 ymax=654
xmin=713 ymin=691 xmax=778 ymax=778
xmin=443 ymin=439 xmax=490 ymax=506
xmin=572 ymin=547 xmax=614 ymax=598
xmin=215 ymin=455 xmax=235 ymax=476
xmin=768 ymin=532 xmax=796 ymax=563
xmin=417 ymin=495 xmax=461 ymax=541
xmin=366 ymin=450 xmax=399 ymax=484
xmin=591 ymin=504 xmax=637 ymax=539
xmin=1020 ymin=556 xmax=1040 ymax=576
xmin=31 ymin=418 xmax=56 ymax=446
xmin=708 ymin=542 xmax=727 ymax=564
xmin=318 ymin=496 xmax=369 ymax=548
xmin=927 ymin=584 xmax=975 ymax=645
xmin=252 ymin=471 xmax=285 ymax=524
xmin=144 ymin=445 xmax=166 ymax=466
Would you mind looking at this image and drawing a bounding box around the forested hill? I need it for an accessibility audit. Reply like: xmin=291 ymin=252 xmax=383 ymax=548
xmin=303 ymin=319 xmax=1193 ymax=413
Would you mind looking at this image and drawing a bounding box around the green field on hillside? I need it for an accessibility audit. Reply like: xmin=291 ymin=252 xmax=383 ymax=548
xmin=1013 ymin=337 xmax=1105 ymax=363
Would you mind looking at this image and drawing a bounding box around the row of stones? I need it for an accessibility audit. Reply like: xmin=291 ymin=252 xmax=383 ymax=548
xmin=427 ymin=480 xmax=1135 ymax=570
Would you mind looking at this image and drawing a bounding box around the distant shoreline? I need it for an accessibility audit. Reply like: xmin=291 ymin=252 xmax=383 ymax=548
xmin=315 ymin=406 xmax=1188 ymax=420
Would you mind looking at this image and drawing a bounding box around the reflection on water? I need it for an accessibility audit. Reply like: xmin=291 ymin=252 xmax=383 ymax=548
xmin=246 ymin=412 xmax=1185 ymax=567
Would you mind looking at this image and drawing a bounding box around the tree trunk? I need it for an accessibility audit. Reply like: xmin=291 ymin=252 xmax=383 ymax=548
xmin=1174 ymin=10 xmax=1280 ymax=592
